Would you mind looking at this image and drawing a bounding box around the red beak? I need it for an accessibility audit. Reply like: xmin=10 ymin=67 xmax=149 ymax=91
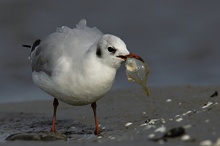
xmin=125 ymin=53 xmax=145 ymax=62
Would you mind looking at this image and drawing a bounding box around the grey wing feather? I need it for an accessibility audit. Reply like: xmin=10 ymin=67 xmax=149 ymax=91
xmin=31 ymin=41 xmax=53 ymax=76
xmin=30 ymin=19 xmax=103 ymax=77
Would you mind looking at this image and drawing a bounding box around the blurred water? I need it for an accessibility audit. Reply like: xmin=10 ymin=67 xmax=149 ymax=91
xmin=0 ymin=0 xmax=220 ymax=102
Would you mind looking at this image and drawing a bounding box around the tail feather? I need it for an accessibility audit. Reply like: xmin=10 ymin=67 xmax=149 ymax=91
xmin=22 ymin=44 xmax=31 ymax=48
xmin=22 ymin=39 xmax=41 ymax=52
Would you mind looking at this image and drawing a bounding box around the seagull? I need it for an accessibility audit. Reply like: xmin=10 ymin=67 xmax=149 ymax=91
xmin=25 ymin=19 xmax=135 ymax=135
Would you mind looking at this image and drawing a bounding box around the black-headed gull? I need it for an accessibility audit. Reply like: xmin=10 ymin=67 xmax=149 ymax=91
xmin=25 ymin=19 xmax=137 ymax=135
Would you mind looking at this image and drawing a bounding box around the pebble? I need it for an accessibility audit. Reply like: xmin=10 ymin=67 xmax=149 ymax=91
xmin=161 ymin=118 xmax=166 ymax=124
xmin=145 ymin=119 xmax=160 ymax=125
xmin=181 ymin=134 xmax=195 ymax=142
xmin=163 ymin=127 xmax=185 ymax=138
xmin=108 ymin=136 xmax=115 ymax=140
xmin=154 ymin=126 xmax=166 ymax=133
xmin=181 ymin=134 xmax=191 ymax=141
xmin=175 ymin=115 xmax=181 ymax=118
xmin=166 ymin=99 xmax=172 ymax=102
xmin=125 ymin=122 xmax=133 ymax=127
xmin=97 ymin=136 xmax=102 ymax=139
xmin=202 ymin=102 xmax=213 ymax=109
xmin=200 ymin=140 xmax=213 ymax=146
xmin=139 ymin=123 xmax=147 ymax=127
xmin=148 ymin=134 xmax=155 ymax=139
xmin=182 ymin=111 xmax=192 ymax=116
xmin=210 ymin=91 xmax=218 ymax=97
xmin=183 ymin=124 xmax=192 ymax=129
xmin=175 ymin=117 xmax=183 ymax=122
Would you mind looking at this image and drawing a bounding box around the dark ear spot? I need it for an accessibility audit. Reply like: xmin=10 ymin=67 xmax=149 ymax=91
xmin=31 ymin=39 xmax=41 ymax=52
xmin=96 ymin=47 xmax=102 ymax=58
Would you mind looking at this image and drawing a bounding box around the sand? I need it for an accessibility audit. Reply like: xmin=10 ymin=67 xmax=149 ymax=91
xmin=0 ymin=86 xmax=220 ymax=146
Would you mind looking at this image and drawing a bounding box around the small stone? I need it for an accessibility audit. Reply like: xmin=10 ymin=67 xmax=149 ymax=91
xmin=154 ymin=126 xmax=166 ymax=133
xmin=139 ymin=123 xmax=147 ymax=127
xmin=97 ymin=136 xmax=102 ymax=139
xmin=148 ymin=133 xmax=155 ymax=139
xmin=108 ymin=136 xmax=115 ymax=140
xmin=70 ymin=126 xmax=76 ymax=130
xmin=181 ymin=135 xmax=190 ymax=141
xmin=166 ymin=99 xmax=172 ymax=102
xmin=111 ymin=137 xmax=115 ymax=140
xmin=175 ymin=115 xmax=181 ymax=118
xmin=125 ymin=122 xmax=133 ymax=127
xmin=182 ymin=111 xmax=192 ymax=116
xmin=183 ymin=125 xmax=192 ymax=129
xmin=161 ymin=118 xmax=166 ymax=124
xmin=176 ymin=117 xmax=183 ymax=122
xmin=145 ymin=119 xmax=151 ymax=124
xmin=210 ymin=91 xmax=218 ymax=97
xmin=145 ymin=119 xmax=160 ymax=125
xmin=200 ymin=140 xmax=213 ymax=146
xmin=181 ymin=135 xmax=195 ymax=142
xmin=163 ymin=127 xmax=185 ymax=138
xmin=202 ymin=102 xmax=213 ymax=109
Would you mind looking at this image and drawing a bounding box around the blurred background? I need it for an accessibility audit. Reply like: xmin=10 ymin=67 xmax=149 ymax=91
xmin=0 ymin=0 xmax=220 ymax=102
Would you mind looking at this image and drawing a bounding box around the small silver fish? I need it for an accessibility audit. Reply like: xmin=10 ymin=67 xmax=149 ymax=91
xmin=125 ymin=57 xmax=150 ymax=96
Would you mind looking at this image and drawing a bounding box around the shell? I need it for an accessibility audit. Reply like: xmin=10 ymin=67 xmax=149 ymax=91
xmin=125 ymin=57 xmax=150 ymax=96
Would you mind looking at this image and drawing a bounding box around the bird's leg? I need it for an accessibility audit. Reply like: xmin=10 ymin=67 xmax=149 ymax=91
xmin=50 ymin=98 xmax=59 ymax=132
xmin=91 ymin=102 xmax=101 ymax=135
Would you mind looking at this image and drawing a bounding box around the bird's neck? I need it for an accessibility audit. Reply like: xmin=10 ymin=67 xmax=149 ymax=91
xmin=83 ymin=46 xmax=117 ymax=84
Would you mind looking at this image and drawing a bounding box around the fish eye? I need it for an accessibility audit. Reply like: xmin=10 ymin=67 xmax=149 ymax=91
xmin=107 ymin=47 xmax=116 ymax=53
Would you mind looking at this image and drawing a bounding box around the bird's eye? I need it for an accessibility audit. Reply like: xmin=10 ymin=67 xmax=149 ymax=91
xmin=107 ymin=47 xmax=116 ymax=53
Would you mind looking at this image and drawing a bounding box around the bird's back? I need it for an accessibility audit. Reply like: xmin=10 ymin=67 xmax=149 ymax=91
xmin=31 ymin=19 xmax=103 ymax=76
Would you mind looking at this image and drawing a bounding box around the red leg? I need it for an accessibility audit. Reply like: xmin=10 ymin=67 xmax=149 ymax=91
xmin=91 ymin=102 xmax=101 ymax=135
xmin=50 ymin=98 xmax=59 ymax=132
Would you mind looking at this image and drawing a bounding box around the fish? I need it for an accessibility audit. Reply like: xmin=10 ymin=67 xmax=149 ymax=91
xmin=125 ymin=56 xmax=150 ymax=96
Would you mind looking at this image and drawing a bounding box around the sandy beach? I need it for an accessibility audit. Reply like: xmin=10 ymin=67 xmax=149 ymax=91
xmin=1 ymin=1 xmax=220 ymax=146
xmin=0 ymin=86 xmax=219 ymax=146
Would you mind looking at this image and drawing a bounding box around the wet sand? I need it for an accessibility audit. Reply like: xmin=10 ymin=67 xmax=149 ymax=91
xmin=0 ymin=86 xmax=220 ymax=146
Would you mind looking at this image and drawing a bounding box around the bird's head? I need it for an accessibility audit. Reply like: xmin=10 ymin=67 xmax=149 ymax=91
xmin=96 ymin=34 xmax=129 ymax=68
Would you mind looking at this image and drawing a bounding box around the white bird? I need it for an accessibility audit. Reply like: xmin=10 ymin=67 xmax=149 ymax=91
xmin=26 ymin=19 xmax=135 ymax=135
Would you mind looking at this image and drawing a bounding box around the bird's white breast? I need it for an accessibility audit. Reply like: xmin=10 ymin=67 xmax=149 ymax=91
xmin=32 ymin=55 xmax=116 ymax=106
